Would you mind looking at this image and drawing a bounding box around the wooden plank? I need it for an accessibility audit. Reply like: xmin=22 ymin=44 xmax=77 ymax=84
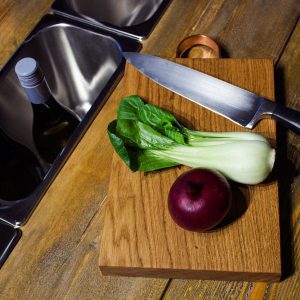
xmin=163 ymin=21 xmax=300 ymax=300
xmin=252 ymin=20 xmax=300 ymax=300
xmin=0 ymin=0 xmax=298 ymax=298
xmin=203 ymin=0 xmax=299 ymax=60
xmin=0 ymin=0 xmax=210 ymax=298
xmin=0 ymin=0 xmax=15 ymax=22
xmin=142 ymin=0 xmax=212 ymax=56
xmin=0 ymin=0 xmax=53 ymax=67
xmin=143 ymin=0 xmax=300 ymax=61
xmin=161 ymin=0 xmax=300 ymax=298
xmin=99 ymin=58 xmax=281 ymax=281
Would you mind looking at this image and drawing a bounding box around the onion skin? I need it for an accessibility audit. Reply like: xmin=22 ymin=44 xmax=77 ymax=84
xmin=168 ymin=168 xmax=232 ymax=232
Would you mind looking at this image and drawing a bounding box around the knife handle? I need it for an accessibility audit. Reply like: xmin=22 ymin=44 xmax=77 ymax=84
xmin=272 ymin=105 xmax=300 ymax=135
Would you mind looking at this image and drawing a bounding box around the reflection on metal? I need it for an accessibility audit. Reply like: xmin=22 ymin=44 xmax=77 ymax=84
xmin=0 ymin=15 xmax=140 ymax=226
xmin=67 ymin=0 xmax=164 ymax=27
xmin=0 ymin=221 xmax=21 ymax=268
xmin=52 ymin=0 xmax=171 ymax=39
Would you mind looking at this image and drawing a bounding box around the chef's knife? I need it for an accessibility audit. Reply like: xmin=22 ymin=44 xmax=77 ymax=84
xmin=123 ymin=52 xmax=300 ymax=134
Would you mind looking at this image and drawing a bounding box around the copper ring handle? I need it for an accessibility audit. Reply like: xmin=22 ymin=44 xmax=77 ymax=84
xmin=176 ymin=34 xmax=221 ymax=58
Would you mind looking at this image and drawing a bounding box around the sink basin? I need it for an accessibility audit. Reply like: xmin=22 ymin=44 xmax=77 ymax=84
xmin=65 ymin=0 xmax=164 ymax=27
xmin=0 ymin=14 xmax=140 ymax=226
xmin=52 ymin=0 xmax=171 ymax=39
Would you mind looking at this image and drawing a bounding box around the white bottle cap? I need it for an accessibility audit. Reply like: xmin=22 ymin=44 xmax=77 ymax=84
xmin=15 ymin=57 xmax=44 ymax=88
xmin=15 ymin=57 xmax=50 ymax=104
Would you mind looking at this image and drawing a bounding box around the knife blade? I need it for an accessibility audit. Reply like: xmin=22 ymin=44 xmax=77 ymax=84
xmin=123 ymin=52 xmax=300 ymax=134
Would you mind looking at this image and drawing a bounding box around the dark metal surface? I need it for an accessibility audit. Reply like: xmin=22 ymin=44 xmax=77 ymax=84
xmin=0 ymin=221 xmax=21 ymax=268
xmin=52 ymin=0 xmax=172 ymax=40
xmin=0 ymin=15 xmax=141 ymax=226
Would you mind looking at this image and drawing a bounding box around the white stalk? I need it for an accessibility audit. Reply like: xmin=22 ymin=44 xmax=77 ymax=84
xmin=153 ymin=140 xmax=275 ymax=185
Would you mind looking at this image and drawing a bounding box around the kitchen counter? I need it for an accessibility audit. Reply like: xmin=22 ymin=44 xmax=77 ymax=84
xmin=0 ymin=0 xmax=299 ymax=299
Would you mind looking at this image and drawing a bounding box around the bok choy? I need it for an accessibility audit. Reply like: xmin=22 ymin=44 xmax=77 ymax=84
xmin=107 ymin=95 xmax=275 ymax=184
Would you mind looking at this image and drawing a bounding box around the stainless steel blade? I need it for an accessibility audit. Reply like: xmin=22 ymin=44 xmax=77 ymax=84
xmin=123 ymin=52 xmax=276 ymax=128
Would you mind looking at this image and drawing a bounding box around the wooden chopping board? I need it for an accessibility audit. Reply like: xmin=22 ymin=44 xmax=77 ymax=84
xmin=99 ymin=58 xmax=281 ymax=282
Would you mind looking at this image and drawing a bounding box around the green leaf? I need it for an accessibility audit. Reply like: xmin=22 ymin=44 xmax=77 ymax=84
xmin=117 ymin=95 xmax=144 ymax=120
xmin=108 ymin=120 xmax=177 ymax=172
xmin=137 ymin=103 xmax=186 ymax=144
xmin=109 ymin=97 xmax=188 ymax=172
xmin=107 ymin=120 xmax=131 ymax=168
xmin=115 ymin=119 xmax=175 ymax=150
xmin=117 ymin=96 xmax=186 ymax=144
xmin=137 ymin=103 xmax=176 ymax=127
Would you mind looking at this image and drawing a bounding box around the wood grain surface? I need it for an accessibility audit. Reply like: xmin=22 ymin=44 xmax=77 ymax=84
xmin=0 ymin=0 xmax=299 ymax=299
xmin=99 ymin=58 xmax=281 ymax=281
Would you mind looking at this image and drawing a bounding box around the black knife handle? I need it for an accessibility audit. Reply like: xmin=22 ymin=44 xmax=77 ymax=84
xmin=272 ymin=104 xmax=300 ymax=135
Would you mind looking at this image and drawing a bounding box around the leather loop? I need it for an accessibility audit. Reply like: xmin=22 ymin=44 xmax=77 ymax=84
xmin=176 ymin=34 xmax=220 ymax=58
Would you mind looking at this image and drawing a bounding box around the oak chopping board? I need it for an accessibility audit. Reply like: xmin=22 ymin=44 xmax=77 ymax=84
xmin=99 ymin=58 xmax=281 ymax=281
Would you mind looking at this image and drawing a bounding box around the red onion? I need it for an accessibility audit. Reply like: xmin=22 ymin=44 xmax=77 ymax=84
xmin=168 ymin=168 xmax=231 ymax=232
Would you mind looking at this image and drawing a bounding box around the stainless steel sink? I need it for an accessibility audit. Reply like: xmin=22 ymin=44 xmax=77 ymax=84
xmin=0 ymin=14 xmax=140 ymax=226
xmin=52 ymin=0 xmax=171 ymax=39
xmin=66 ymin=0 xmax=164 ymax=26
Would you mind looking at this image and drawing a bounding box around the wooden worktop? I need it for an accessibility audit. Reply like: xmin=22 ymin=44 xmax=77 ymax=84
xmin=0 ymin=0 xmax=299 ymax=299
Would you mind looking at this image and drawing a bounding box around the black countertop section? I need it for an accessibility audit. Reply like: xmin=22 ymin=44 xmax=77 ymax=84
xmin=0 ymin=222 xmax=21 ymax=268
